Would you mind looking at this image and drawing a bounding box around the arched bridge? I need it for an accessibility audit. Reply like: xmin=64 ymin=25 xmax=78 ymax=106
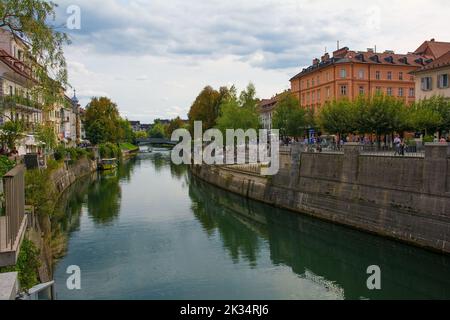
xmin=136 ymin=138 xmax=178 ymax=146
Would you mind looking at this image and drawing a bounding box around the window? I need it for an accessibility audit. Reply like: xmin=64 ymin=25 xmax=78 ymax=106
xmin=9 ymin=85 xmax=13 ymax=96
xmin=387 ymin=71 xmax=392 ymax=80
xmin=359 ymin=86 xmax=365 ymax=95
xmin=387 ymin=87 xmax=393 ymax=96
xmin=340 ymin=85 xmax=347 ymax=96
xmin=317 ymin=76 xmax=320 ymax=85
xmin=340 ymin=69 xmax=347 ymax=78
xmin=307 ymin=80 xmax=310 ymax=88
xmin=438 ymin=74 xmax=449 ymax=88
xmin=398 ymin=88 xmax=404 ymax=97
xmin=326 ymin=72 xmax=330 ymax=81
xmin=376 ymin=71 xmax=381 ymax=80
xmin=326 ymin=87 xmax=331 ymax=98
xmin=399 ymin=72 xmax=403 ymax=81
xmin=358 ymin=69 xmax=365 ymax=79
xmin=312 ymin=91 xmax=315 ymax=102
xmin=409 ymin=88 xmax=415 ymax=97
xmin=317 ymin=89 xmax=321 ymax=102
xmin=421 ymin=77 xmax=432 ymax=91
xmin=376 ymin=87 xmax=382 ymax=94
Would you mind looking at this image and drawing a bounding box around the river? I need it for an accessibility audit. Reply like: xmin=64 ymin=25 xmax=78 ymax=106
xmin=52 ymin=151 xmax=450 ymax=300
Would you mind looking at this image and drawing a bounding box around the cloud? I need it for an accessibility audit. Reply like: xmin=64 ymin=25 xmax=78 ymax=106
xmin=54 ymin=0 xmax=450 ymax=123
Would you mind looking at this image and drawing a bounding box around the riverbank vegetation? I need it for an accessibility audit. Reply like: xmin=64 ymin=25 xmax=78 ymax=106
xmin=0 ymin=238 xmax=41 ymax=290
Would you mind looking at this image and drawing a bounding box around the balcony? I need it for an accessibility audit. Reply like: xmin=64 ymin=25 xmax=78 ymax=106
xmin=0 ymin=165 xmax=27 ymax=268
xmin=1 ymin=95 xmax=42 ymax=111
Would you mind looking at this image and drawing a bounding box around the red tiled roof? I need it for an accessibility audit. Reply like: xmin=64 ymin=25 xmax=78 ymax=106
xmin=412 ymin=50 xmax=450 ymax=73
xmin=290 ymin=49 xmax=429 ymax=81
xmin=0 ymin=49 xmax=32 ymax=80
xmin=414 ymin=40 xmax=450 ymax=59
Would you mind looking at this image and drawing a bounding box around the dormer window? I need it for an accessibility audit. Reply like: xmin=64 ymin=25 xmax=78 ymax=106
xmin=384 ymin=56 xmax=394 ymax=63
xmin=370 ymin=55 xmax=380 ymax=63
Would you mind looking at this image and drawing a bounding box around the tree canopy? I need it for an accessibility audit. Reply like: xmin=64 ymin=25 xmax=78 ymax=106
xmin=272 ymin=93 xmax=307 ymax=138
xmin=0 ymin=0 xmax=70 ymax=105
xmin=84 ymin=97 xmax=127 ymax=145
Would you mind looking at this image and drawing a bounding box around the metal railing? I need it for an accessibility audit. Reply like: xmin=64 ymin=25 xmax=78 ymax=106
xmin=0 ymin=165 xmax=25 ymax=252
xmin=360 ymin=145 xmax=425 ymax=158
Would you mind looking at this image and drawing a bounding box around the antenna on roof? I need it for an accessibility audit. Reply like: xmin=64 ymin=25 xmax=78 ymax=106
xmin=337 ymin=41 xmax=340 ymax=50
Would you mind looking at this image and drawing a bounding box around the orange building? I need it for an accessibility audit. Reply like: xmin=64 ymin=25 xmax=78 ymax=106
xmin=289 ymin=40 xmax=450 ymax=112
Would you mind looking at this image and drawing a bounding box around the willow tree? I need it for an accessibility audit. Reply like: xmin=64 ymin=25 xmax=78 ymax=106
xmin=0 ymin=0 xmax=70 ymax=104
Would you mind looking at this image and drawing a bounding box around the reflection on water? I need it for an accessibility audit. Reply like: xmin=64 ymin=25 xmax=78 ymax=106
xmin=53 ymin=152 xmax=450 ymax=300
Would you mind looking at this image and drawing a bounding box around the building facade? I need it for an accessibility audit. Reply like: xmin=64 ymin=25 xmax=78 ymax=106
xmin=0 ymin=28 xmax=81 ymax=153
xmin=289 ymin=40 xmax=450 ymax=112
xmin=412 ymin=51 xmax=450 ymax=100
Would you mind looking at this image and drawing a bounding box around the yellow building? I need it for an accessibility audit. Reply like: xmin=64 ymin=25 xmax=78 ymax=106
xmin=411 ymin=51 xmax=450 ymax=100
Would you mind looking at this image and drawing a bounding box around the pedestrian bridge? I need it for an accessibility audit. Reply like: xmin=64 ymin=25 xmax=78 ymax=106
xmin=136 ymin=138 xmax=178 ymax=146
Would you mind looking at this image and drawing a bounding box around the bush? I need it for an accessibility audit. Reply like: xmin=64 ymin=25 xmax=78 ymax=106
xmin=0 ymin=156 xmax=16 ymax=177
xmin=0 ymin=238 xmax=40 ymax=290
xmin=99 ymin=143 xmax=120 ymax=159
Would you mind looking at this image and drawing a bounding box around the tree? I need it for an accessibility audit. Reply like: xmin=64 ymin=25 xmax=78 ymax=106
xmin=84 ymin=97 xmax=122 ymax=145
xmin=272 ymin=93 xmax=307 ymax=138
xmin=239 ymin=83 xmax=258 ymax=110
xmin=148 ymin=122 xmax=167 ymax=139
xmin=317 ymin=99 xmax=356 ymax=137
xmin=0 ymin=0 xmax=70 ymax=105
xmin=409 ymin=96 xmax=450 ymax=136
xmin=118 ymin=119 xmax=135 ymax=144
xmin=216 ymin=90 xmax=260 ymax=133
xmin=35 ymin=123 xmax=57 ymax=153
xmin=188 ymin=86 xmax=221 ymax=131
xmin=407 ymin=100 xmax=443 ymax=136
xmin=167 ymin=117 xmax=185 ymax=136
xmin=135 ymin=131 xmax=148 ymax=140
xmin=355 ymin=94 xmax=407 ymax=138
xmin=0 ymin=120 xmax=24 ymax=150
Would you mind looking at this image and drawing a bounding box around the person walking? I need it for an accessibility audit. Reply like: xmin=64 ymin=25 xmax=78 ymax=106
xmin=393 ymin=135 xmax=401 ymax=155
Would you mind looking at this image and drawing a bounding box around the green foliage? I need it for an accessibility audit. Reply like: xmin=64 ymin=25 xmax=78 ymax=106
xmin=25 ymin=168 xmax=57 ymax=217
xmin=99 ymin=142 xmax=120 ymax=159
xmin=0 ymin=155 xmax=15 ymax=177
xmin=35 ymin=123 xmax=57 ymax=152
xmin=54 ymin=145 xmax=88 ymax=162
xmin=0 ymin=0 xmax=70 ymax=105
xmin=135 ymin=131 xmax=148 ymax=139
xmin=84 ymin=97 xmax=123 ymax=145
xmin=318 ymin=99 xmax=357 ymax=136
xmin=119 ymin=142 xmax=139 ymax=151
xmin=148 ymin=122 xmax=167 ymax=139
xmin=188 ymin=85 xmax=235 ymax=131
xmin=166 ymin=117 xmax=185 ymax=136
xmin=0 ymin=238 xmax=40 ymax=290
xmin=0 ymin=120 xmax=25 ymax=150
xmin=408 ymin=96 xmax=450 ymax=135
xmin=272 ymin=93 xmax=307 ymax=137
xmin=118 ymin=118 xmax=135 ymax=144
xmin=215 ymin=83 xmax=260 ymax=133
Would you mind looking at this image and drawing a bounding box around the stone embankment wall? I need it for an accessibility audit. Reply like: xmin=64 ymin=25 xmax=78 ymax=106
xmin=50 ymin=158 xmax=97 ymax=194
xmin=191 ymin=143 xmax=450 ymax=254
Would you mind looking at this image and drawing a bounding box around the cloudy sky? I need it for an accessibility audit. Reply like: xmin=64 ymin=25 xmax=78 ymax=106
xmin=54 ymin=0 xmax=450 ymax=123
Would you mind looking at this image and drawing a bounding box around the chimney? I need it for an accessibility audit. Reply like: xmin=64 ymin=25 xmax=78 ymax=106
xmin=430 ymin=38 xmax=435 ymax=42
xmin=321 ymin=52 xmax=330 ymax=62
xmin=367 ymin=48 xmax=374 ymax=53
xmin=333 ymin=47 xmax=349 ymax=58
xmin=313 ymin=58 xmax=320 ymax=65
